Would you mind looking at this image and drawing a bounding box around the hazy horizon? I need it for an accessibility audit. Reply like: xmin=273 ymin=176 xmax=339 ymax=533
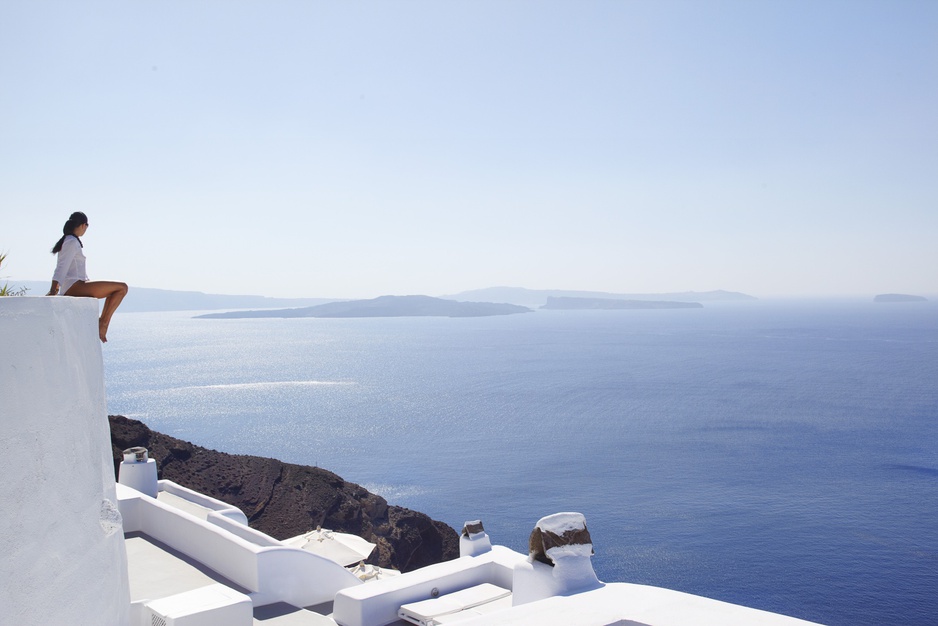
xmin=9 ymin=279 xmax=936 ymax=303
xmin=2 ymin=1 xmax=936 ymax=300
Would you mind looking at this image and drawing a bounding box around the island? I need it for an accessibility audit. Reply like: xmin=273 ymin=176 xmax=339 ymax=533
xmin=446 ymin=287 xmax=755 ymax=308
xmin=195 ymin=294 xmax=532 ymax=319
xmin=873 ymin=294 xmax=928 ymax=303
xmin=540 ymin=296 xmax=703 ymax=310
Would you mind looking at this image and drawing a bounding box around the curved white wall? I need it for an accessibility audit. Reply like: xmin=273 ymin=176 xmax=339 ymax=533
xmin=0 ymin=297 xmax=130 ymax=625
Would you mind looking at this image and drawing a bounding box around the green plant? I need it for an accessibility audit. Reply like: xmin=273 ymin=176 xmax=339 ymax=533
xmin=0 ymin=252 xmax=28 ymax=296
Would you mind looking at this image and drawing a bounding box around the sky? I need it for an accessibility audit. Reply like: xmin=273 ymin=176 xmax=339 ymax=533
xmin=1 ymin=0 xmax=936 ymax=299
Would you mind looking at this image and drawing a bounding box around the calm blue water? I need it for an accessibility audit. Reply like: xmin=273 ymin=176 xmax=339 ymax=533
xmin=102 ymin=301 xmax=938 ymax=625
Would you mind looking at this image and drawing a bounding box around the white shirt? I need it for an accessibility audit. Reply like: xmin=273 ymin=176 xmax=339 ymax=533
xmin=52 ymin=236 xmax=89 ymax=294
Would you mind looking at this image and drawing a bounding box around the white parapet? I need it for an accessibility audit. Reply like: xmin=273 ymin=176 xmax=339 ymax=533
xmin=0 ymin=297 xmax=131 ymax=626
xmin=334 ymin=546 xmax=525 ymax=626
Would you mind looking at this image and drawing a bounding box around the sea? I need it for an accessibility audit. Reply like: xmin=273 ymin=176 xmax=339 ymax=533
xmin=101 ymin=300 xmax=938 ymax=626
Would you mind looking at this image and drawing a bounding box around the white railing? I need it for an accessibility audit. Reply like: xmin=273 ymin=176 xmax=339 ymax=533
xmin=118 ymin=483 xmax=362 ymax=607
xmin=158 ymin=480 xmax=249 ymax=525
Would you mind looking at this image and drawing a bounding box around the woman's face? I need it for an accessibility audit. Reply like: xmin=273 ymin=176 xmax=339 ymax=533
xmin=75 ymin=222 xmax=89 ymax=236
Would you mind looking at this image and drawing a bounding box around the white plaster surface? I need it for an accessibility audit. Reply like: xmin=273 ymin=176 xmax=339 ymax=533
xmin=0 ymin=297 xmax=130 ymax=625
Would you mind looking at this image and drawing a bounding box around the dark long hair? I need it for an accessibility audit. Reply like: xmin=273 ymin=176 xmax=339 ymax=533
xmin=51 ymin=212 xmax=88 ymax=254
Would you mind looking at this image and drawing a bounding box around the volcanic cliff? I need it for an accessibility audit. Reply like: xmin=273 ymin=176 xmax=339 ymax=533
xmin=108 ymin=415 xmax=459 ymax=572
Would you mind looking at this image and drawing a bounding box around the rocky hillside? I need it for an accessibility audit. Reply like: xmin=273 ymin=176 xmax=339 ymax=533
xmin=108 ymin=415 xmax=459 ymax=572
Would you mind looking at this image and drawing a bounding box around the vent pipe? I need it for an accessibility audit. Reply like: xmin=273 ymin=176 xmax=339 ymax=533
xmin=459 ymin=519 xmax=492 ymax=557
xmin=118 ymin=447 xmax=158 ymax=498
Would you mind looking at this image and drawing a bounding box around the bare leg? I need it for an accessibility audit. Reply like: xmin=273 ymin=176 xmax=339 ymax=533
xmin=65 ymin=281 xmax=129 ymax=342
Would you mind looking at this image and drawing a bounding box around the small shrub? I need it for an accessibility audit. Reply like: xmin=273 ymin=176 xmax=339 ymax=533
xmin=0 ymin=252 xmax=28 ymax=296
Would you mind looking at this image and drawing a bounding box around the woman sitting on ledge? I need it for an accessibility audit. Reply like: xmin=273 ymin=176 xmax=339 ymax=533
xmin=47 ymin=211 xmax=128 ymax=343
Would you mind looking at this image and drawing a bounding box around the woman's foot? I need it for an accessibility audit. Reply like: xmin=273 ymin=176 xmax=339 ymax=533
xmin=99 ymin=318 xmax=109 ymax=343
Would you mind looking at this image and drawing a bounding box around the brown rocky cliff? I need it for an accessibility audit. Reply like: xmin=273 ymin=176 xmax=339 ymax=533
xmin=109 ymin=415 xmax=458 ymax=572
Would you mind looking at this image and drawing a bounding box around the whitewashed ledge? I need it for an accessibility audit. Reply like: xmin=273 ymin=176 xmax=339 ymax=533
xmin=0 ymin=296 xmax=130 ymax=626
xmin=0 ymin=297 xmax=824 ymax=626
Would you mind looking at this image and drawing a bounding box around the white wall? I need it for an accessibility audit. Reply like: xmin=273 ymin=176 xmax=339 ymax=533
xmin=0 ymin=297 xmax=130 ymax=625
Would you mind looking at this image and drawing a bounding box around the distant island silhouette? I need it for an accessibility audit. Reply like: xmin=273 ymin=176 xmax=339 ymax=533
xmin=874 ymin=293 xmax=928 ymax=303
xmin=541 ymin=296 xmax=704 ymax=310
xmin=445 ymin=287 xmax=755 ymax=308
xmin=195 ymin=295 xmax=532 ymax=319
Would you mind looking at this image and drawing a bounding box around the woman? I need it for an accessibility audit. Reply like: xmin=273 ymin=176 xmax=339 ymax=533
xmin=47 ymin=212 xmax=128 ymax=342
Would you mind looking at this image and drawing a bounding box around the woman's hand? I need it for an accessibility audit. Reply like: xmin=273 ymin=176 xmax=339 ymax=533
xmin=46 ymin=281 xmax=59 ymax=296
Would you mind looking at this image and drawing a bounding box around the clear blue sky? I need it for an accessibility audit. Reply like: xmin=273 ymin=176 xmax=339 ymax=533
xmin=2 ymin=0 xmax=936 ymax=299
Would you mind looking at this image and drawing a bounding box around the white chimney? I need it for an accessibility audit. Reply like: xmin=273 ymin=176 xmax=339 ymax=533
xmin=459 ymin=520 xmax=493 ymax=557
xmin=512 ymin=512 xmax=602 ymax=605
xmin=118 ymin=446 xmax=158 ymax=498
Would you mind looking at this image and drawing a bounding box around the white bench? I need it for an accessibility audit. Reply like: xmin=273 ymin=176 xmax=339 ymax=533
xmin=398 ymin=583 xmax=511 ymax=625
